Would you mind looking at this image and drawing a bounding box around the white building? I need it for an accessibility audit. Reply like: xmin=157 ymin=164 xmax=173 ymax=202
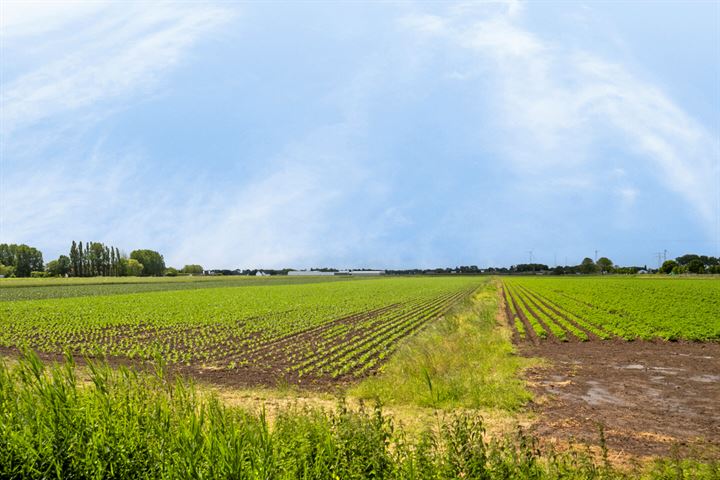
xmin=288 ymin=270 xmax=337 ymax=276
xmin=287 ymin=270 xmax=385 ymax=276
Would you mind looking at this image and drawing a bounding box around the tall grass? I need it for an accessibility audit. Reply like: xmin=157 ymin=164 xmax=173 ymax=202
xmin=352 ymin=281 xmax=534 ymax=409
xmin=1 ymin=352 xmax=714 ymax=479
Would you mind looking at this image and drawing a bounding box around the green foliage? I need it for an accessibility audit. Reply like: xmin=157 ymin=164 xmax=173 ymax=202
xmin=130 ymin=249 xmax=165 ymax=276
xmin=181 ymin=264 xmax=204 ymax=275
xmin=1 ymin=352 xmax=712 ymax=479
xmin=0 ymin=243 xmax=44 ymax=277
xmin=125 ymin=258 xmax=144 ymax=276
xmin=687 ymin=259 xmax=706 ymax=274
xmin=0 ymin=264 xmax=15 ymax=277
xmin=0 ymin=275 xmax=360 ymax=301
xmin=46 ymin=255 xmax=71 ymax=276
xmin=579 ymin=257 xmax=598 ymax=274
xmin=504 ymin=277 xmax=720 ymax=341
xmin=596 ymin=257 xmax=614 ymax=273
xmin=353 ymin=281 xmax=534 ymax=410
xmin=660 ymin=260 xmax=678 ymax=274
xmin=0 ymin=277 xmax=481 ymax=379
xmin=68 ymin=240 xmax=123 ymax=277
xmin=164 ymin=267 xmax=179 ymax=277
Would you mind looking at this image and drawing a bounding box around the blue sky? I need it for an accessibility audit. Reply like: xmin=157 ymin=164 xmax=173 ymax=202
xmin=1 ymin=1 xmax=718 ymax=269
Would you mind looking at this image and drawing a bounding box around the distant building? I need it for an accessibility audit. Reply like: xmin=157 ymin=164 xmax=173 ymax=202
xmin=287 ymin=270 xmax=385 ymax=276
xmin=288 ymin=271 xmax=338 ymax=276
xmin=255 ymin=271 xmax=269 ymax=276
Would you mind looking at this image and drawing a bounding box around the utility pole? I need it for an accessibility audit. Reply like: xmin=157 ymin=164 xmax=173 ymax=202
xmin=528 ymin=251 xmax=534 ymax=273
xmin=663 ymin=249 xmax=667 ymax=262
xmin=594 ymin=250 xmax=598 ymax=262
xmin=656 ymin=252 xmax=663 ymax=269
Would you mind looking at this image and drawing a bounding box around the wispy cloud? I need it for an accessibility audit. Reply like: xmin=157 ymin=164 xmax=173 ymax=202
xmin=1 ymin=1 xmax=235 ymax=252
xmin=1 ymin=2 xmax=717 ymax=267
xmin=1 ymin=2 xmax=233 ymax=136
xmin=401 ymin=4 xmax=720 ymax=227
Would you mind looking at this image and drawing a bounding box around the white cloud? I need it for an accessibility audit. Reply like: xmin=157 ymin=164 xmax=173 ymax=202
xmin=0 ymin=1 xmax=109 ymax=38
xmin=1 ymin=2 xmax=233 ymax=136
xmin=401 ymin=4 xmax=720 ymax=227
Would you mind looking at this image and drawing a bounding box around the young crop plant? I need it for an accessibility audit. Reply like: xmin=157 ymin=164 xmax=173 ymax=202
xmin=0 ymin=276 xmax=485 ymax=387
xmin=515 ymin=285 xmax=589 ymax=341
xmin=504 ymin=276 xmax=719 ymax=341
xmin=505 ymin=284 xmax=548 ymax=339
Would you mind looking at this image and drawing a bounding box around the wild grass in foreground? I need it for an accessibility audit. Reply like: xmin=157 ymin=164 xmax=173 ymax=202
xmin=1 ymin=352 xmax=716 ymax=479
xmin=352 ymin=282 xmax=534 ymax=410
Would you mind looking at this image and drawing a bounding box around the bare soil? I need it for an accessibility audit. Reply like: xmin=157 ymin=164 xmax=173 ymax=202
xmin=520 ymin=340 xmax=720 ymax=459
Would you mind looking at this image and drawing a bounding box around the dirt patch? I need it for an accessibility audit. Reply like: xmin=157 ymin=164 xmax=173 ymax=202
xmin=521 ymin=340 xmax=720 ymax=459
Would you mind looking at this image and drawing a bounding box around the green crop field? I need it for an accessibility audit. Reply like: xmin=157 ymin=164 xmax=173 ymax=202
xmin=502 ymin=276 xmax=720 ymax=342
xmin=0 ymin=276 xmax=481 ymax=384
xmin=0 ymin=275 xmax=361 ymax=301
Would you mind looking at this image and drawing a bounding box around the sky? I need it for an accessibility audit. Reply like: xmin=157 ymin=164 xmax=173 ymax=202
xmin=1 ymin=0 xmax=719 ymax=270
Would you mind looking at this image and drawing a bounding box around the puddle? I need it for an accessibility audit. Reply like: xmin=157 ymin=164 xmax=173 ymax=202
xmin=622 ymin=364 xmax=645 ymax=370
xmin=649 ymin=366 xmax=684 ymax=375
xmin=581 ymin=381 xmax=630 ymax=407
xmin=689 ymin=374 xmax=720 ymax=383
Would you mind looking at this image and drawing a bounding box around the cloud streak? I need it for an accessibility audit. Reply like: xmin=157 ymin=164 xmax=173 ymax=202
xmin=401 ymin=4 xmax=719 ymax=227
xmin=1 ymin=2 xmax=233 ymax=136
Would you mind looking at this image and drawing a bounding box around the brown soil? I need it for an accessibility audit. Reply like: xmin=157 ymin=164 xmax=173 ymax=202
xmin=0 ymin=289 xmax=473 ymax=392
xmin=520 ymin=340 xmax=720 ymax=459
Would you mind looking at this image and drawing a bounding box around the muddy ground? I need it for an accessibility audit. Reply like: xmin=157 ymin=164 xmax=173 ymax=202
xmin=521 ymin=340 xmax=720 ymax=459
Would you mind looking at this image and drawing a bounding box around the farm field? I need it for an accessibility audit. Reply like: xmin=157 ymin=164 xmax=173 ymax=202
xmin=502 ymin=276 xmax=720 ymax=342
xmin=502 ymin=276 xmax=720 ymax=460
xmin=0 ymin=276 xmax=480 ymax=386
xmin=0 ymin=274 xmax=361 ymax=301
xmin=1 ymin=274 xmax=719 ymax=473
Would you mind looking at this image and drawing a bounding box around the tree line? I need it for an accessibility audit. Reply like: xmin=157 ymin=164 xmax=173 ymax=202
xmin=0 ymin=244 xmax=44 ymax=277
xmin=0 ymin=242 xmax=204 ymax=278
xmin=659 ymin=254 xmax=720 ymax=274
xmin=2 ymin=242 xmax=719 ymax=278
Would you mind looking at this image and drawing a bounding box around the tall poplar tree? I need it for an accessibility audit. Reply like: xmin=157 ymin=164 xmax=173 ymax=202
xmin=69 ymin=241 xmax=79 ymax=276
xmin=78 ymin=241 xmax=84 ymax=277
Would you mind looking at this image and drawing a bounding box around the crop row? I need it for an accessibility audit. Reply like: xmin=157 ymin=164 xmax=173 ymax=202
xmin=503 ymin=276 xmax=719 ymax=342
xmin=0 ymin=277 xmax=482 ymax=381
xmin=0 ymin=275 xmax=358 ymax=302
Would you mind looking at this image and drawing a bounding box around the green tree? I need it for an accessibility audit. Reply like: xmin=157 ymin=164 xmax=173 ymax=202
xmin=89 ymin=242 xmax=106 ymax=276
xmin=596 ymin=257 xmax=614 ymax=273
xmin=2 ymin=244 xmax=44 ymax=277
xmin=164 ymin=267 xmax=179 ymax=277
xmin=125 ymin=258 xmax=144 ymax=276
xmin=69 ymin=241 xmax=79 ymax=276
xmin=181 ymin=264 xmax=204 ymax=275
xmin=130 ymin=250 xmax=165 ymax=276
xmin=0 ymin=264 xmax=15 ymax=277
xmin=0 ymin=244 xmax=43 ymax=277
xmin=687 ymin=259 xmax=705 ymax=274
xmin=579 ymin=257 xmax=597 ymax=274
xmin=660 ymin=260 xmax=678 ymax=274
xmin=115 ymin=247 xmax=122 ymax=275
xmin=117 ymin=257 xmax=128 ymax=276
xmin=0 ymin=244 xmax=13 ymax=266
xmin=77 ymin=241 xmax=84 ymax=277
xmin=47 ymin=255 xmax=71 ymax=276
xmin=676 ymin=254 xmax=700 ymax=266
